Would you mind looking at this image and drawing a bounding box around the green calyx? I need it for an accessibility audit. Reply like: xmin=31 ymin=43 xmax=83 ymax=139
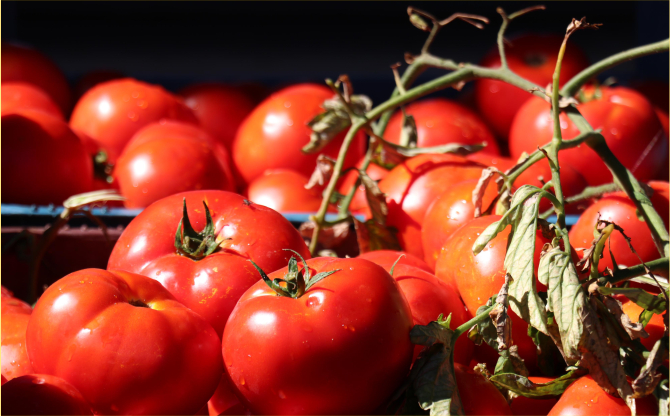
xmin=249 ymin=249 xmax=339 ymax=298
xmin=174 ymin=199 xmax=220 ymax=260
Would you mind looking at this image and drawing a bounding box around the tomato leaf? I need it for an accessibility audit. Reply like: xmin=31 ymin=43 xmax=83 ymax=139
xmin=488 ymin=367 xmax=587 ymax=399
xmin=494 ymin=346 xmax=529 ymax=377
xmin=399 ymin=113 xmax=418 ymax=147
xmin=298 ymin=220 xmax=350 ymax=249
xmin=601 ymin=295 xmax=649 ymax=341
xmin=467 ymin=297 xmax=498 ymax=348
xmin=303 ymin=95 xmax=372 ymax=154
xmin=490 ymin=273 xmax=513 ymax=351
xmin=633 ymin=337 xmax=667 ymax=398
xmin=598 ymin=287 xmax=668 ymax=315
xmin=305 ymin=155 xmax=336 ymax=190
xmin=353 ymin=217 xmax=402 ymax=253
xmin=359 ymin=171 xmax=388 ymax=225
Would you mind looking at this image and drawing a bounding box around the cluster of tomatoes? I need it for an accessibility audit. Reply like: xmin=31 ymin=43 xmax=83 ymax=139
xmin=1 ymin=30 xmax=668 ymax=416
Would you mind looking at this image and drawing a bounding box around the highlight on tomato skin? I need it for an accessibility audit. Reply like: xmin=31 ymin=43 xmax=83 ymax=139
xmin=246 ymin=169 xmax=332 ymax=214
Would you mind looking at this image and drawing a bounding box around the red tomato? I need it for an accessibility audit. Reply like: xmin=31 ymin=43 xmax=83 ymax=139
xmin=621 ymin=299 xmax=666 ymax=352
xmin=73 ymin=70 xmax=125 ymax=102
xmin=179 ymin=83 xmax=257 ymax=150
xmin=378 ymin=154 xmax=485 ymax=259
xmin=510 ymin=377 xmax=560 ymax=416
xmin=454 ymin=363 xmax=513 ymax=415
xmin=357 ymin=249 xmax=432 ymax=273
xmin=631 ymin=80 xmax=669 ymax=113
xmin=207 ymin=373 xmax=251 ymax=416
xmin=1 ymin=43 xmax=72 ymax=115
xmin=385 ymin=98 xmax=500 ymax=154
xmin=548 ymin=375 xmax=658 ymax=416
xmin=509 ymin=87 xmax=667 ymax=186
xmin=338 ymin=158 xmax=390 ymax=219
xmin=474 ymin=34 xmax=589 ymax=140
xmin=232 ymin=83 xmax=366 ymax=185
xmin=1 ymin=374 xmax=92 ymax=415
xmin=422 ymin=179 xmax=500 ymax=269
xmin=1 ymin=375 xmax=6 ymax=385
xmin=69 ymin=78 xmax=198 ymax=163
xmin=108 ymin=190 xmax=310 ymax=336
xmin=26 ymin=269 xmax=223 ymax=415
xmin=653 ymin=108 xmax=669 ymax=181
xmin=1 ymin=82 xmax=64 ymax=119
xmin=466 ymin=152 xmax=516 ymax=171
xmin=222 ymin=257 xmax=413 ymax=415
xmin=114 ymin=121 xmax=235 ymax=208
xmin=569 ymin=181 xmax=669 ymax=272
xmin=247 ymin=169 xmax=331 ymax=213
xmin=2 ymin=109 xmax=92 ymax=205
xmin=1 ymin=294 xmax=33 ymax=381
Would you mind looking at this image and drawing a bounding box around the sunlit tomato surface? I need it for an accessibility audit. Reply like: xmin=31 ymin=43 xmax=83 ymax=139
xmin=70 ymin=78 xmax=198 ymax=163
xmin=474 ymin=34 xmax=589 ymax=140
xmin=454 ymin=363 xmax=513 ymax=415
xmin=379 ymin=154 xmax=485 ymax=259
xmin=569 ymin=181 xmax=669 ymax=272
xmin=384 ymin=98 xmax=500 ymax=154
xmin=1 ymin=294 xmax=33 ymax=381
xmin=548 ymin=375 xmax=658 ymax=416
xmin=509 ymin=87 xmax=667 ymax=186
xmin=1 ymin=110 xmax=92 ymax=205
xmin=338 ymin=158 xmax=390 ymax=219
xmin=207 ymin=373 xmax=251 ymax=416
xmin=1 ymin=43 xmax=72 ymax=115
xmin=108 ymin=190 xmax=310 ymax=336
xmin=26 ymin=269 xmax=223 ymax=415
xmin=222 ymin=257 xmax=413 ymax=415
xmin=1 ymin=82 xmax=64 ymax=119
xmin=357 ymin=249 xmax=432 ymax=273
xmin=179 ymin=83 xmax=257 ymax=150
xmin=247 ymin=169 xmax=329 ymax=213
xmin=232 ymin=83 xmax=366 ymax=185
xmin=621 ymin=300 xmax=666 ymax=352
xmin=510 ymin=377 xmax=560 ymax=416
xmin=422 ymin=179 xmax=500 ymax=269
xmin=114 ymin=121 xmax=235 ymax=208
xmin=1 ymin=374 xmax=92 ymax=415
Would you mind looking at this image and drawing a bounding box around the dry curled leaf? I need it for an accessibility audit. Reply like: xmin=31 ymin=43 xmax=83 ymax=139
xmin=359 ymin=171 xmax=388 ymax=225
xmin=489 ymin=273 xmax=513 ymax=350
xmin=632 ymin=338 xmax=667 ymax=398
xmin=299 ymin=220 xmax=350 ymax=249
xmin=472 ymin=167 xmax=501 ymax=217
xmin=353 ymin=217 xmax=401 ymax=253
xmin=305 ymin=155 xmax=336 ymax=190
xmin=602 ymin=295 xmax=649 ymax=341
xmin=566 ymin=17 xmax=603 ymax=36
xmin=304 ymin=94 xmax=372 ymax=154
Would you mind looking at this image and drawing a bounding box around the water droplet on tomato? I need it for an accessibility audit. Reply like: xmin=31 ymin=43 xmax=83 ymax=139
xmin=32 ymin=378 xmax=46 ymax=385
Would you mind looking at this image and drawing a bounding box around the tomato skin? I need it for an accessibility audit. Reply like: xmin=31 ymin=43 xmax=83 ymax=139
xmin=232 ymin=83 xmax=366 ymax=185
xmin=70 ymin=78 xmax=198 ymax=163
xmin=1 ymin=82 xmax=64 ymax=119
xmin=357 ymin=249 xmax=432 ymax=273
xmin=510 ymin=377 xmax=559 ymax=416
xmin=1 ymin=109 xmax=93 ymax=205
xmin=338 ymin=158 xmax=389 ymax=219
xmin=1 ymin=374 xmax=92 ymax=415
xmin=222 ymin=257 xmax=414 ymax=415
xmin=379 ymin=154 xmax=485 ymax=259
xmin=385 ymin=98 xmax=500 ymax=154
xmin=247 ymin=169 xmax=330 ymax=213
xmin=108 ymin=190 xmax=310 ymax=336
xmin=1 ymin=43 xmax=72 ymax=116
xmin=621 ymin=300 xmax=666 ymax=352
xmin=474 ymin=34 xmax=589 ymax=140
xmin=26 ymin=269 xmax=223 ymax=415
xmin=207 ymin=373 xmax=251 ymax=416
xmin=509 ymin=87 xmax=667 ymax=186
xmin=454 ymin=363 xmax=513 ymax=415
xmin=548 ymin=375 xmax=658 ymax=416
xmin=1 ymin=294 xmax=34 ymax=381
xmin=114 ymin=121 xmax=236 ymax=208
xmin=569 ymin=181 xmax=669 ymax=272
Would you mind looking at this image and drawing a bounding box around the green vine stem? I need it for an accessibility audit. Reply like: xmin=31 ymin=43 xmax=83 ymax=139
xmin=606 ymin=257 xmax=669 ymax=285
xmin=452 ymin=304 xmax=497 ymax=341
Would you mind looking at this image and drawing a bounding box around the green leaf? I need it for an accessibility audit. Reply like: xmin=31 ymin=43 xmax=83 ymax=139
xmin=598 ymin=287 xmax=668 ymax=315
xmin=467 ymin=298 xmax=498 ymax=349
xmin=494 ymin=347 xmax=529 ymax=377
xmin=305 ymin=270 xmax=339 ymax=291
xmin=489 ymin=367 xmax=587 ymax=399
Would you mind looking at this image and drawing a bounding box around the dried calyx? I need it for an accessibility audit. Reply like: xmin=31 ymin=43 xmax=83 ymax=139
xmin=175 ymin=199 xmax=220 ymax=260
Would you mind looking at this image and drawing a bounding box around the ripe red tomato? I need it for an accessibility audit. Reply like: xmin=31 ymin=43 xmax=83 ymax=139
xmin=232 ymin=83 xmax=366 ymax=185
xmin=338 ymin=158 xmax=389 ymax=219
xmin=179 ymin=83 xmax=257 ymax=150
xmin=509 ymin=87 xmax=667 ymax=186
xmin=114 ymin=121 xmax=236 ymax=208
xmin=207 ymin=374 xmax=251 ymax=416
xmin=246 ymin=169 xmax=331 ymax=213
xmin=474 ymin=34 xmax=589 ymax=140
xmin=653 ymin=109 xmax=669 ymax=181
xmin=222 ymin=257 xmax=413 ymax=415
xmin=1 ymin=43 xmax=72 ymax=116
xmin=384 ymin=98 xmax=500 ymax=154
xmin=569 ymin=181 xmax=669 ymax=272
xmin=26 ymin=269 xmax=223 ymax=415
xmin=510 ymin=377 xmax=560 ymax=415
xmin=69 ymin=78 xmax=198 ymax=163
xmin=108 ymin=190 xmax=310 ymax=336
xmin=1 ymin=375 xmax=6 ymax=385
xmin=357 ymin=249 xmax=432 ymax=273
xmin=621 ymin=298 xmax=666 ymax=352
xmin=73 ymin=70 xmax=125 ymax=102
xmin=1 ymin=82 xmax=64 ymax=119
xmin=2 ymin=109 xmax=92 ymax=205
xmin=454 ymin=363 xmax=513 ymax=415
xmin=1 ymin=294 xmax=33 ymax=381
xmin=378 ymin=154 xmax=485 ymax=259
xmin=548 ymin=375 xmax=658 ymax=416
xmin=1 ymin=374 xmax=92 ymax=415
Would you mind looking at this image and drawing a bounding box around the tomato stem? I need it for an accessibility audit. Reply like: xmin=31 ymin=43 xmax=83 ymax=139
xmin=174 ymin=199 xmax=220 ymax=260
xmin=452 ymin=304 xmax=497 ymax=341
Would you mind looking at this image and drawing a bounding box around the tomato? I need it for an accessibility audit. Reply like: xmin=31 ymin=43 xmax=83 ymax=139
xmin=73 ymin=70 xmax=125 ymax=102
xmin=653 ymin=109 xmax=669 ymax=181
xmin=26 ymin=269 xmax=223 ymax=415
xmin=1 ymin=294 xmax=33 ymax=381
xmin=69 ymin=78 xmax=198 ymax=163
xmin=474 ymin=34 xmax=589 ymax=140
xmin=384 ymin=98 xmax=500 ymax=154
xmin=548 ymin=375 xmax=658 ymax=416
xmin=207 ymin=373 xmax=251 ymax=416
xmin=232 ymin=83 xmax=366 ymax=185
xmin=108 ymin=190 xmax=310 ymax=336
xmin=621 ymin=299 xmax=666 ymax=352
xmin=454 ymin=363 xmax=513 ymax=415
xmin=1 ymin=374 xmax=92 ymax=415
xmin=357 ymin=249 xmax=432 ymax=273
xmin=1 ymin=375 xmax=6 ymax=385
xmin=179 ymin=83 xmax=257 ymax=150
xmin=510 ymin=377 xmax=559 ymax=415
xmin=1 ymin=109 xmax=92 ymax=205
xmin=222 ymin=257 xmax=413 ymax=415
xmin=247 ymin=169 xmax=332 ymax=213
xmin=569 ymin=181 xmax=669 ymax=272
xmin=509 ymin=87 xmax=667 ymax=186
xmin=1 ymin=43 xmax=72 ymax=116
xmin=114 ymin=121 xmax=236 ymax=208
xmin=1 ymin=82 xmax=64 ymax=119
xmin=338 ymin=158 xmax=389 ymax=219
xmin=422 ymin=179 xmax=500 ymax=269
xmin=631 ymin=80 xmax=669 ymax=113
xmin=378 ymin=154 xmax=485 ymax=259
